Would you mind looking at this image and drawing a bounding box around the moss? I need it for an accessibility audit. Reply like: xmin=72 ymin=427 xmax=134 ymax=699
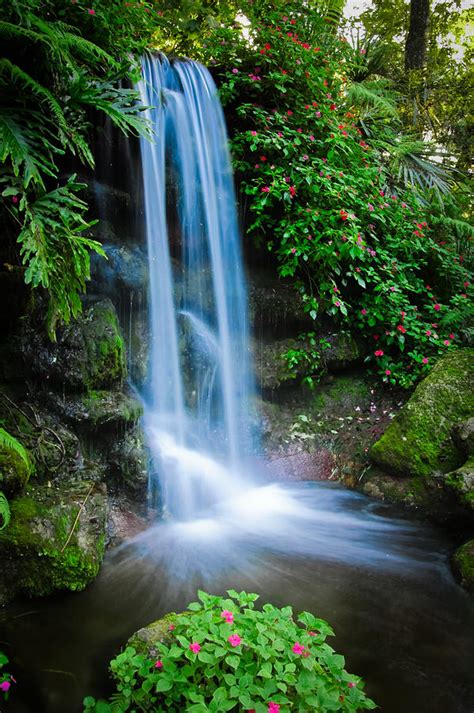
xmin=452 ymin=540 xmax=474 ymax=592
xmin=444 ymin=457 xmax=474 ymax=510
xmin=0 ymin=481 xmax=106 ymax=600
xmin=82 ymin=303 xmax=126 ymax=391
xmin=370 ymin=349 xmax=474 ymax=478
xmin=128 ymin=613 xmax=183 ymax=655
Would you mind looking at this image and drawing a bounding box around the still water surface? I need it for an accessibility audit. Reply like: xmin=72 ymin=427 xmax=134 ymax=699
xmin=3 ymin=483 xmax=474 ymax=713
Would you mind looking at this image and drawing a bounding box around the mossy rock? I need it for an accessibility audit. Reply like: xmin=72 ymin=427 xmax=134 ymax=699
xmin=46 ymin=389 xmax=143 ymax=431
xmin=128 ymin=613 xmax=182 ymax=656
xmin=21 ymin=298 xmax=127 ymax=392
xmin=0 ymin=480 xmax=106 ymax=603
xmin=443 ymin=457 xmax=474 ymax=511
xmin=108 ymin=426 xmax=148 ymax=497
xmin=370 ymin=349 xmax=474 ymax=478
xmin=319 ymin=331 xmax=366 ymax=372
xmin=0 ymin=429 xmax=34 ymax=496
xmin=452 ymin=417 xmax=474 ymax=457
xmin=452 ymin=540 xmax=474 ymax=592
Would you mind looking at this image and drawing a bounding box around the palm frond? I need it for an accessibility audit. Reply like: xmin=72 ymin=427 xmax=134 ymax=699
xmin=346 ymin=79 xmax=399 ymax=118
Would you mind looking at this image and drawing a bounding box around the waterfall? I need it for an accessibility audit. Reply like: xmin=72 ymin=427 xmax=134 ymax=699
xmin=137 ymin=55 xmax=255 ymax=520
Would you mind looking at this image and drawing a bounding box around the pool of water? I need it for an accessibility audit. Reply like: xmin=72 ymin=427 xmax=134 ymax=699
xmin=2 ymin=482 xmax=473 ymax=713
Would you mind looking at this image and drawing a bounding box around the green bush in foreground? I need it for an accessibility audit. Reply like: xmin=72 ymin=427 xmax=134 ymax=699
xmin=84 ymin=590 xmax=376 ymax=712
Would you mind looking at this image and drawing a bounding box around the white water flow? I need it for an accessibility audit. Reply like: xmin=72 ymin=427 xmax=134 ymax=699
xmin=138 ymin=55 xmax=258 ymax=519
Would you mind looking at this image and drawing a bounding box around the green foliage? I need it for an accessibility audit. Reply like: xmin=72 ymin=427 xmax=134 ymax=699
xmin=0 ymin=492 xmax=10 ymax=531
xmin=200 ymin=0 xmax=472 ymax=388
xmin=0 ymin=650 xmax=14 ymax=699
xmin=83 ymin=590 xmax=376 ymax=712
xmin=0 ymin=427 xmax=32 ymax=476
xmin=0 ymin=0 xmax=156 ymax=335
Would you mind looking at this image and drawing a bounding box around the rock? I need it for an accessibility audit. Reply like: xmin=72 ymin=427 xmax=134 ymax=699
xmin=128 ymin=613 xmax=182 ymax=655
xmin=247 ymin=269 xmax=311 ymax=335
xmin=370 ymin=349 xmax=474 ymax=478
xmin=90 ymin=244 xmax=149 ymax=296
xmin=0 ymin=429 xmax=34 ymax=496
xmin=452 ymin=539 xmax=474 ymax=592
xmin=108 ymin=426 xmax=149 ymax=497
xmin=0 ymin=480 xmax=107 ymax=604
xmin=452 ymin=417 xmax=474 ymax=457
xmin=320 ymin=331 xmax=366 ymax=371
xmin=45 ymin=390 xmax=143 ymax=431
xmin=443 ymin=458 xmax=474 ymax=510
xmin=265 ymin=449 xmax=337 ymax=482
xmin=253 ymin=338 xmax=300 ymax=390
xmin=21 ymin=298 xmax=127 ymax=392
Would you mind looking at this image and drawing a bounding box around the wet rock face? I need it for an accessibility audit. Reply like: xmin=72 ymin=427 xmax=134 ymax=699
xmin=21 ymin=298 xmax=127 ymax=392
xmin=0 ymin=480 xmax=107 ymax=604
xmin=370 ymin=349 xmax=474 ymax=479
xmin=452 ymin=539 xmax=474 ymax=593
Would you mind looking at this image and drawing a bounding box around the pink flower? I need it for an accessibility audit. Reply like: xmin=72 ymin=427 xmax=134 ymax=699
xmin=0 ymin=681 xmax=11 ymax=692
xmin=422 ymin=357 xmax=428 ymax=364
xmin=289 ymin=185 xmax=296 ymax=197
xmin=232 ymin=68 xmax=239 ymax=74
xmin=250 ymin=130 xmax=257 ymax=136
xmin=308 ymin=631 xmax=318 ymax=636
xmin=347 ymin=682 xmax=357 ymax=688
xmin=168 ymin=624 xmax=175 ymax=631
xmin=385 ymin=369 xmax=391 ymax=376
xmin=12 ymin=195 xmax=18 ymax=204
xmin=374 ymin=350 xmax=384 ymax=357
xmin=291 ymin=248 xmax=296 ymax=254
xmin=425 ymin=330 xmax=431 ymax=336
xmin=292 ymin=642 xmax=305 ymax=654
xmin=335 ymin=300 xmax=341 ymax=307
xmin=449 ymin=333 xmax=455 ymax=339
xmin=228 ymin=634 xmax=241 ymax=647
xmin=189 ymin=642 xmax=201 ymax=653
xmin=261 ymin=186 xmax=270 ymax=193
xmin=433 ymin=304 xmax=441 ymax=311
xmin=315 ymin=111 xmax=321 ymax=118
xmin=221 ymin=610 xmax=234 ymax=623
xmin=87 ymin=8 xmax=95 ymax=14
xmin=361 ymin=308 xmax=367 ymax=315
xmin=367 ymin=203 xmax=374 ymax=211
xmin=154 ymin=660 xmax=163 ymax=669
xmin=268 ymin=703 xmax=280 ymax=713
xmin=309 ymin=134 xmax=315 ymax=141
xmin=444 ymin=340 xmax=450 ymax=346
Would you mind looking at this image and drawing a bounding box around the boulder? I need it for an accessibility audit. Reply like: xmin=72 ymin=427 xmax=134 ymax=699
xmin=108 ymin=426 xmax=149 ymax=497
xmin=45 ymin=390 xmax=143 ymax=431
xmin=451 ymin=417 xmax=474 ymax=457
xmin=0 ymin=479 xmax=107 ymax=604
xmin=247 ymin=269 xmax=310 ymax=335
xmin=370 ymin=350 xmax=474 ymax=478
xmin=21 ymin=298 xmax=127 ymax=392
xmin=443 ymin=458 xmax=474 ymax=511
xmin=90 ymin=244 xmax=149 ymax=296
xmin=452 ymin=539 xmax=474 ymax=593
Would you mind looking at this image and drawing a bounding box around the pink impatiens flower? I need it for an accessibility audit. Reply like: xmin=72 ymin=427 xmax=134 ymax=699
xmin=433 ymin=304 xmax=441 ymax=311
xmin=422 ymin=357 xmax=428 ymax=364
xmin=0 ymin=681 xmax=11 ymax=692
xmin=361 ymin=308 xmax=367 ymax=315
xmin=228 ymin=634 xmax=241 ymax=647
xmin=154 ymin=660 xmax=163 ymax=669
xmin=189 ymin=642 xmax=201 ymax=653
xmin=87 ymin=8 xmax=95 ymax=14
xmin=261 ymin=186 xmax=270 ymax=193
xmin=292 ymin=642 xmax=305 ymax=654
xmin=268 ymin=704 xmax=280 ymax=713
xmin=347 ymin=682 xmax=357 ymax=688
xmin=232 ymin=68 xmax=239 ymax=74
xmin=374 ymin=349 xmax=384 ymax=357
xmin=221 ymin=610 xmax=234 ymax=623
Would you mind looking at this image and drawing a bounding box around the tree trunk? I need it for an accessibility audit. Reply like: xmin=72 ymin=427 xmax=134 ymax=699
xmin=405 ymin=0 xmax=430 ymax=71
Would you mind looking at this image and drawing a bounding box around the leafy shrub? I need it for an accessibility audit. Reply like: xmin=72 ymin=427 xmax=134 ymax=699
xmin=201 ymin=1 xmax=472 ymax=387
xmin=0 ymin=651 xmax=15 ymax=700
xmin=83 ymin=590 xmax=376 ymax=712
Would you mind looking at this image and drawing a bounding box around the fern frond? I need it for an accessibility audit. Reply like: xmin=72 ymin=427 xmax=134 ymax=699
xmin=0 ymin=492 xmax=10 ymax=531
xmin=346 ymin=80 xmax=399 ymax=118
xmin=0 ymin=110 xmax=59 ymax=188
xmin=0 ymin=427 xmax=32 ymax=474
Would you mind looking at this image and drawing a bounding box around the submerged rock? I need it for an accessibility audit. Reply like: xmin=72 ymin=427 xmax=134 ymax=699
xmin=21 ymin=298 xmax=127 ymax=392
xmin=370 ymin=349 xmax=474 ymax=479
xmin=0 ymin=480 xmax=107 ymax=604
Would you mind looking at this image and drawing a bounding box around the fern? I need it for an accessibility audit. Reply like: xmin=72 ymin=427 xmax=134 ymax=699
xmin=0 ymin=492 xmax=10 ymax=531
xmin=0 ymin=427 xmax=32 ymax=475
xmin=346 ymin=80 xmax=399 ymax=118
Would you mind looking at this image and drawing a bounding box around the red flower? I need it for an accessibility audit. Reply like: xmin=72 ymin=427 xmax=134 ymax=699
xmin=340 ymin=209 xmax=348 ymax=221
xmin=289 ymin=185 xmax=296 ymax=197
xmin=397 ymin=325 xmax=406 ymax=333
xmin=330 ymin=103 xmax=336 ymax=111
xmin=433 ymin=304 xmax=441 ymax=311
xmin=374 ymin=350 xmax=384 ymax=357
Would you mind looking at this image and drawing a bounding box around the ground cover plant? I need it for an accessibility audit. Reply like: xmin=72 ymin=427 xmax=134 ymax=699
xmin=83 ymin=589 xmax=376 ymax=712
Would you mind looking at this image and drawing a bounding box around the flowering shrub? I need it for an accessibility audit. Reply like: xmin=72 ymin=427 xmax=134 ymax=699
xmin=0 ymin=651 xmax=15 ymax=700
xmin=201 ymin=2 xmax=472 ymax=388
xmin=83 ymin=590 xmax=376 ymax=712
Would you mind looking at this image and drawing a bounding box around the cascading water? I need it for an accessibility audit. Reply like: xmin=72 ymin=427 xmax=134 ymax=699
xmin=133 ymin=54 xmax=434 ymax=581
xmin=138 ymin=55 xmax=255 ymax=520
